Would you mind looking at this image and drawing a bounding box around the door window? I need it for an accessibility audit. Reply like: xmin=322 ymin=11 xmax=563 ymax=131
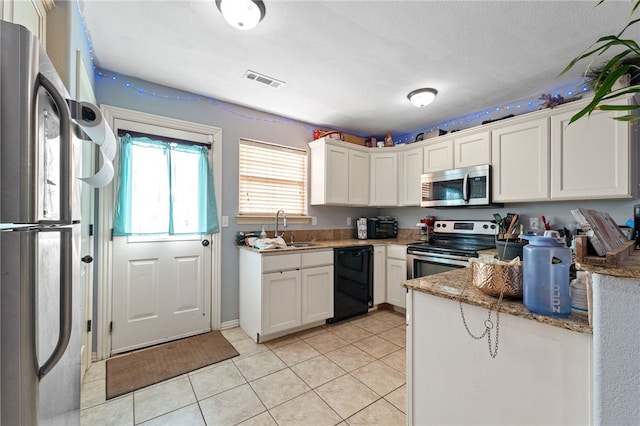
xmin=113 ymin=134 xmax=219 ymax=236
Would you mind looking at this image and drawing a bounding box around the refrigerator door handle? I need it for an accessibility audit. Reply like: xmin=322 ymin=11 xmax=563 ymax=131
xmin=38 ymin=73 xmax=72 ymax=224
xmin=38 ymin=227 xmax=73 ymax=378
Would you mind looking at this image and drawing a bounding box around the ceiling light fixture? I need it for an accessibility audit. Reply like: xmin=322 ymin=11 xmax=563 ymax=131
xmin=407 ymin=88 xmax=438 ymax=107
xmin=216 ymin=0 xmax=266 ymax=31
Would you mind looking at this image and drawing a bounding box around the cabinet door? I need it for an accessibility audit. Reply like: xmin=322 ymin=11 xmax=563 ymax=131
xmin=401 ymin=146 xmax=423 ymax=206
xmin=370 ymin=152 xmax=398 ymax=206
xmin=3 ymin=0 xmax=48 ymax=46
xmin=262 ymin=270 xmax=301 ymax=335
xmin=454 ymin=132 xmax=490 ymax=168
xmin=301 ymin=266 xmax=334 ymax=324
xmin=386 ymin=258 xmax=407 ymax=308
xmin=423 ymin=140 xmax=453 ymax=173
xmin=492 ymin=118 xmax=549 ymax=202
xmin=349 ymin=149 xmax=370 ymax=205
xmin=550 ymin=102 xmax=630 ymax=199
xmin=325 ymin=144 xmax=350 ymax=204
xmin=373 ymin=246 xmax=386 ymax=305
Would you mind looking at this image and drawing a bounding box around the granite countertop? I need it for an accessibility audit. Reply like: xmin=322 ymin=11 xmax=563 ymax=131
xmin=402 ymin=267 xmax=592 ymax=334
xmin=576 ymin=248 xmax=640 ymax=279
xmin=237 ymin=238 xmax=418 ymax=253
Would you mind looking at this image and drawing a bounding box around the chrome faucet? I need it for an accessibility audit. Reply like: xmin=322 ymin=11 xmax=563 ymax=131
xmin=275 ymin=209 xmax=287 ymax=238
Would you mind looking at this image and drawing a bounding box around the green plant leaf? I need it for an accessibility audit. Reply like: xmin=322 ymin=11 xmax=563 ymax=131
xmin=613 ymin=115 xmax=639 ymax=121
xmin=597 ymin=104 xmax=637 ymax=111
xmin=563 ymin=0 xmax=640 ymax=124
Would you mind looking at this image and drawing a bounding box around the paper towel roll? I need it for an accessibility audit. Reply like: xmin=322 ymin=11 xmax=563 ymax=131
xmin=67 ymin=99 xmax=116 ymax=186
xmin=80 ymin=159 xmax=114 ymax=188
xmin=67 ymin=100 xmax=116 ymax=161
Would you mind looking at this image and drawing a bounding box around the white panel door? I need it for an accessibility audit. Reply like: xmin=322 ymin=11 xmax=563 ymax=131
xmin=348 ymin=149 xmax=369 ymax=206
xmin=370 ymin=152 xmax=398 ymax=206
xmin=491 ymin=117 xmax=549 ymax=202
xmin=550 ymin=101 xmax=630 ymax=199
xmin=301 ymin=266 xmax=334 ymax=324
xmin=112 ymin=236 xmax=211 ymax=353
xmin=262 ymin=270 xmax=301 ymax=335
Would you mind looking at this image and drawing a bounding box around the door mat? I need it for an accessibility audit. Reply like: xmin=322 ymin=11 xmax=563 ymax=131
xmin=106 ymin=331 xmax=239 ymax=399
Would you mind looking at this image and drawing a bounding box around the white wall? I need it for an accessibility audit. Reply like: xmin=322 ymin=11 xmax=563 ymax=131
xmin=385 ymin=199 xmax=639 ymax=233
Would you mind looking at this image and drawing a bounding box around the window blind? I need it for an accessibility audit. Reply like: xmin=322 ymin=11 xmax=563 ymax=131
xmin=239 ymin=139 xmax=307 ymax=216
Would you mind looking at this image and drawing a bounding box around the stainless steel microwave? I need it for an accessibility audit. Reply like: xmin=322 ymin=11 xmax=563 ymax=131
xmin=421 ymin=164 xmax=493 ymax=207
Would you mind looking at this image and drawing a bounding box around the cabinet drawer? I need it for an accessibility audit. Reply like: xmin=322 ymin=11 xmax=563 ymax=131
xmin=386 ymin=244 xmax=407 ymax=260
xmin=263 ymin=253 xmax=301 ymax=272
xmin=301 ymin=250 xmax=333 ymax=268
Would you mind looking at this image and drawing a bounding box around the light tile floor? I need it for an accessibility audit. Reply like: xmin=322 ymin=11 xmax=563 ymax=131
xmin=80 ymin=309 xmax=407 ymax=426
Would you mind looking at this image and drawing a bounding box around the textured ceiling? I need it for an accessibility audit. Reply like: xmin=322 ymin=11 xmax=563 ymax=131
xmin=79 ymin=0 xmax=637 ymax=138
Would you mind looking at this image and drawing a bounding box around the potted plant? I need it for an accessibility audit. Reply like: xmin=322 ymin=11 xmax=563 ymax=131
xmin=561 ymin=0 xmax=640 ymax=124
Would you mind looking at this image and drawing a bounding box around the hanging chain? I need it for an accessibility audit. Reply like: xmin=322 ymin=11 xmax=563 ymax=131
xmin=459 ymin=278 xmax=506 ymax=359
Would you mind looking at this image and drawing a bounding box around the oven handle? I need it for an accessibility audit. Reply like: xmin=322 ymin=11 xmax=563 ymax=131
xmin=462 ymin=172 xmax=470 ymax=203
xmin=407 ymin=251 xmax=472 ymax=264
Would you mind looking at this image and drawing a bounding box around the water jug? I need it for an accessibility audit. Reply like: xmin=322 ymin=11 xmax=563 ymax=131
xmin=519 ymin=234 xmax=572 ymax=317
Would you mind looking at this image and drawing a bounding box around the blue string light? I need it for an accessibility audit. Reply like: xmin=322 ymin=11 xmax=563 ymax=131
xmin=392 ymin=81 xmax=592 ymax=144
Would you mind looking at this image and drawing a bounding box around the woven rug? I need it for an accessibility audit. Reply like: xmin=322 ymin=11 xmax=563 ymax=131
xmin=106 ymin=331 xmax=239 ymax=399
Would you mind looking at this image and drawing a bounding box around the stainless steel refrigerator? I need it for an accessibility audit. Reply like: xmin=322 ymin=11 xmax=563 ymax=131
xmin=1 ymin=21 xmax=84 ymax=425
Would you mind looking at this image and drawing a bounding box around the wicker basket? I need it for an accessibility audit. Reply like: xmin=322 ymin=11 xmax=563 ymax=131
xmin=471 ymin=260 xmax=523 ymax=298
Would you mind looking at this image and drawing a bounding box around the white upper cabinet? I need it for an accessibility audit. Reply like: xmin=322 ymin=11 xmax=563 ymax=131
xmin=2 ymin=0 xmax=50 ymax=46
xmin=348 ymin=149 xmax=370 ymax=206
xmin=370 ymin=151 xmax=399 ymax=206
xmin=309 ymin=95 xmax=636 ymax=207
xmin=491 ymin=117 xmax=550 ymax=202
xmin=309 ymin=138 xmax=369 ymax=206
xmin=550 ymin=99 xmax=632 ymax=200
xmin=453 ymin=131 xmax=491 ymax=168
xmin=423 ymin=139 xmax=454 ymax=173
xmin=401 ymin=146 xmax=423 ymax=206
xmin=423 ymin=132 xmax=490 ymax=174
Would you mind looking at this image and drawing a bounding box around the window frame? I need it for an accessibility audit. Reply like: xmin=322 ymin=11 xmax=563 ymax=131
xmin=237 ymin=138 xmax=311 ymax=225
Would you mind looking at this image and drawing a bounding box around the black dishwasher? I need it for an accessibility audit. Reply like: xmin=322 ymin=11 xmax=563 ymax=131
xmin=328 ymin=245 xmax=373 ymax=324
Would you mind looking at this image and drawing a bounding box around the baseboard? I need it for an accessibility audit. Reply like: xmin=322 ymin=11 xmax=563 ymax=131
xmin=219 ymin=319 xmax=239 ymax=330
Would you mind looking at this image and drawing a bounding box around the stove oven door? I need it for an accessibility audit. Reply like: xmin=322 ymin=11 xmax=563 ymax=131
xmin=407 ymin=252 xmax=469 ymax=279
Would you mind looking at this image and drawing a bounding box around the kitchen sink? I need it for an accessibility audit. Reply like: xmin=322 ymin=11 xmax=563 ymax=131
xmin=287 ymin=242 xmax=318 ymax=248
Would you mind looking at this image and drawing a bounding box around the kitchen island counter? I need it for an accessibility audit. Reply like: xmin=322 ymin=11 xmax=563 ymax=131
xmin=402 ymin=267 xmax=592 ymax=334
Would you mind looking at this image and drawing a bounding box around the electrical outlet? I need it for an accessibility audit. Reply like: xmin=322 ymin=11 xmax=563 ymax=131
xmin=529 ymin=217 xmax=540 ymax=230
xmin=347 ymin=217 xmax=352 ymax=226
xmin=312 ymin=216 xmax=318 ymax=226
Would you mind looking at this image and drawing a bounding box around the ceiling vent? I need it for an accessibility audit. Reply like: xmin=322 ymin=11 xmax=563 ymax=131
xmin=243 ymin=70 xmax=285 ymax=88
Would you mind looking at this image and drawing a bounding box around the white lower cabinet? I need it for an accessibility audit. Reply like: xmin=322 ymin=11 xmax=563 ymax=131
xmin=373 ymin=245 xmax=386 ymax=305
xmin=407 ymin=289 xmax=592 ymax=425
xmin=301 ymin=265 xmax=334 ymax=324
xmin=385 ymin=245 xmax=407 ymax=308
xmin=262 ymin=270 xmax=301 ymax=335
xmin=239 ymin=249 xmax=333 ymax=342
